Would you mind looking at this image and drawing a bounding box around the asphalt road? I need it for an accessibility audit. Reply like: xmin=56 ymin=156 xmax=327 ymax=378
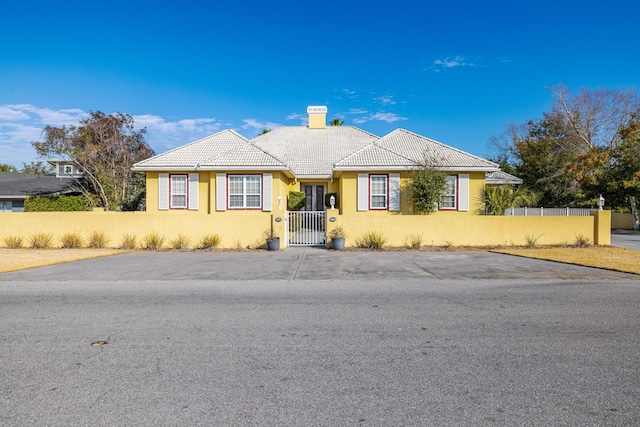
xmin=1 ymin=250 xmax=639 ymax=426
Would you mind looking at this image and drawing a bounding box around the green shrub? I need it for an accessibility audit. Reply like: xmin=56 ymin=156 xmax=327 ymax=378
xmin=60 ymin=232 xmax=83 ymax=248
xmin=120 ymin=233 xmax=137 ymax=249
xmin=3 ymin=235 xmax=24 ymax=249
xmin=170 ymin=234 xmax=191 ymax=250
xmin=198 ymin=234 xmax=222 ymax=249
xmin=288 ymin=191 xmax=306 ymax=211
xmin=29 ymin=232 xmax=54 ymax=249
xmin=142 ymin=231 xmax=165 ymax=250
xmin=354 ymin=231 xmax=387 ymax=249
xmin=24 ymin=195 xmax=88 ymax=212
xmin=87 ymin=231 xmax=109 ymax=248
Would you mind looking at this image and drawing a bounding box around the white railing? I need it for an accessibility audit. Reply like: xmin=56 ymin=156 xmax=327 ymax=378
xmin=504 ymin=207 xmax=593 ymax=216
xmin=286 ymin=211 xmax=326 ymax=246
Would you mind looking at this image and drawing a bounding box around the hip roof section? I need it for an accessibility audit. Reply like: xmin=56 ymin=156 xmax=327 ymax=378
xmin=133 ymin=125 xmax=499 ymax=175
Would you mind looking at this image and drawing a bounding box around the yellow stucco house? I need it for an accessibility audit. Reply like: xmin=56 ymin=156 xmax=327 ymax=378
xmin=132 ymin=106 xmax=503 ymax=247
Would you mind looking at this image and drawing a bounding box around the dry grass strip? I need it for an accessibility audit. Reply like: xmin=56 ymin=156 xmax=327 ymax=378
xmin=493 ymin=246 xmax=640 ymax=275
xmin=0 ymin=249 xmax=128 ymax=274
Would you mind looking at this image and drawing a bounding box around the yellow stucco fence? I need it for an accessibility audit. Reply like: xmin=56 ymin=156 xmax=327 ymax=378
xmin=327 ymin=210 xmax=610 ymax=248
xmin=0 ymin=210 xmax=610 ymax=249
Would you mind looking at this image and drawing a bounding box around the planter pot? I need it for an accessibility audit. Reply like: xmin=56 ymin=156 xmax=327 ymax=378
xmin=266 ymin=238 xmax=280 ymax=251
xmin=332 ymin=237 xmax=345 ymax=250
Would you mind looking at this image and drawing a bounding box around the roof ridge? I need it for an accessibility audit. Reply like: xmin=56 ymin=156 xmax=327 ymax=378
xmin=388 ymin=128 xmax=498 ymax=167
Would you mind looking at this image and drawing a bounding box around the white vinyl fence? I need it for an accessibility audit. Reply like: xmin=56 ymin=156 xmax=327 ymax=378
xmin=504 ymin=207 xmax=593 ymax=216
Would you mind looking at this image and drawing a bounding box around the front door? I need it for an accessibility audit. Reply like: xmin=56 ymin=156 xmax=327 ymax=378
xmin=303 ymin=184 xmax=325 ymax=211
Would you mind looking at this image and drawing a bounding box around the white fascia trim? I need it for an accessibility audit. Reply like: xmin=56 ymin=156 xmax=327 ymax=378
xmin=333 ymin=166 xmax=499 ymax=172
xmin=132 ymin=166 xmax=288 ymax=172
xmin=294 ymin=174 xmax=332 ymax=179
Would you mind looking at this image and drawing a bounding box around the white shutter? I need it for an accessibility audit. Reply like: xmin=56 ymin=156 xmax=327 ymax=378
xmin=188 ymin=173 xmax=199 ymax=210
xmin=357 ymin=174 xmax=369 ymax=211
xmin=262 ymin=173 xmax=272 ymax=211
xmin=389 ymin=173 xmax=400 ymax=211
xmin=216 ymin=173 xmax=226 ymax=211
xmin=158 ymin=173 xmax=169 ymax=210
xmin=458 ymin=174 xmax=469 ymax=211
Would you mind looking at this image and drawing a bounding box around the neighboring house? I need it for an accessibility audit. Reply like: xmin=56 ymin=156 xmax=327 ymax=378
xmin=0 ymin=172 xmax=79 ymax=212
xmin=133 ymin=106 xmax=502 ymax=219
xmin=485 ymin=170 xmax=523 ymax=187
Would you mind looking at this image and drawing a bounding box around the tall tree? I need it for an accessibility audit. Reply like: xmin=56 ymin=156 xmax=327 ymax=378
xmin=32 ymin=111 xmax=154 ymax=211
xmin=490 ymin=85 xmax=640 ymax=209
xmin=329 ymin=118 xmax=345 ymax=126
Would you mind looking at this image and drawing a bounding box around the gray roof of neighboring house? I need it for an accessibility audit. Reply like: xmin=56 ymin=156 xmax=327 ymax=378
xmin=485 ymin=170 xmax=524 ymax=185
xmin=133 ymin=125 xmax=500 ymax=177
xmin=0 ymin=173 xmax=79 ymax=199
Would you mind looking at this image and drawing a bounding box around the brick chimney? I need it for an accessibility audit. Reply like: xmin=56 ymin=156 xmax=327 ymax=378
xmin=307 ymin=106 xmax=327 ymax=129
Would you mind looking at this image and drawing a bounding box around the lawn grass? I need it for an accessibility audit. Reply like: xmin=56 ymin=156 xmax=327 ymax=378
xmin=0 ymin=249 xmax=128 ymax=274
xmin=493 ymin=246 xmax=640 ymax=275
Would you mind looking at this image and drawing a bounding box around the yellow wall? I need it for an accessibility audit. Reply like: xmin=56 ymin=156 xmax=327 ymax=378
xmin=1 ymin=171 xmax=611 ymax=249
xmin=326 ymin=213 xmax=606 ymax=248
xmin=339 ymin=171 xmax=486 ymax=215
xmin=0 ymin=209 xmax=610 ymax=249
xmin=612 ymin=212 xmax=635 ymax=230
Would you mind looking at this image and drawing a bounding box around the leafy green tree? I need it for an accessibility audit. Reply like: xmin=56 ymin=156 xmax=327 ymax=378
xmin=329 ymin=118 xmax=345 ymax=126
xmin=411 ymin=156 xmax=447 ymax=214
xmin=261 ymin=128 xmax=271 ymax=134
xmin=0 ymin=164 xmax=17 ymax=172
xmin=490 ymin=85 xmax=639 ymax=209
xmin=21 ymin=161 xmax=53 ymax=175
xmin=484 ymin=185 xmax=540 ymax=215
xmin=490 ymin=115 xmax=579 ymax=206
xmin=32 ymin=111 xmax=154 ymax=211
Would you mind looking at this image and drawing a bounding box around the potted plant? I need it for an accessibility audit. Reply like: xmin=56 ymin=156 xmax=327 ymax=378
xmin=265 ymin=228 xmax=280 ymax=251
xmin=329 ymin=225 xmax=347 ymax=250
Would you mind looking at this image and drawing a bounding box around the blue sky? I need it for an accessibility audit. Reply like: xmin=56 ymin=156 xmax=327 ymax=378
xmin=2 ymin=0 xmax=639 ymax=168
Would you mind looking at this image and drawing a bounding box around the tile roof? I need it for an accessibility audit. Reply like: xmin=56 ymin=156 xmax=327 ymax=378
xmin=133 ymin=130 xmax=287 ymax=170
xmin=0 ymin=173 xmax=78 ymax=198
xmin=251 ymin=126 xmax=378 ymax=176
xmin=133 ymin=125 xmax=499 ymax=176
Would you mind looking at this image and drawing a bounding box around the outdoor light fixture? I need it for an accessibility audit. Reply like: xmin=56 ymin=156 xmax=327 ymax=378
xmin=277 ymin=195 xmax=282 ymax=210
xmin=330 ymin=195 xmax=335 ymax=209
xmin=598 ymin=194 xmax=605 ymax=210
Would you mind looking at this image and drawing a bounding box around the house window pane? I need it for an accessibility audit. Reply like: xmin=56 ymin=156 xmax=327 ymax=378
xmin=440 ymin=176 xmax=457 ymax=209
xmin=370 ymin=175 xmax=387 ymax=209
xmin=170 ymin=175 xmax=188 ymax=208
xmin=228 ymin=175 xmax=262 ymax=209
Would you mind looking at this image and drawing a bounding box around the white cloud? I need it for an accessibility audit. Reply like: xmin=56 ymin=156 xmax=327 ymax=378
xmin=431 ymin=55 xmax=476 ymax=71
xmin=240 ymin=118 xmax=283 ymax=135
xmin=0 ymin=104 xmax=228 ymax=167
xmin=374 ymin=96 xmax=396 ymax=106
xmin=286 ymin=113 xmax=307 ymax=125
xmin=352 ymin=111 xmax=408 ymax=124
xmin=343 ymin=89 xmax=356 ymax=96
xmin=347 ymin=108 xmax=368 ymax=115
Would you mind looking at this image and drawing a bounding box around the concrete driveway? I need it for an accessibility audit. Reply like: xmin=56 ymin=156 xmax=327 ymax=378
xmin=611 ymin=230 xmax=640 ymax=251
xmin=0 ymin=248 xmax=637 ymax=282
